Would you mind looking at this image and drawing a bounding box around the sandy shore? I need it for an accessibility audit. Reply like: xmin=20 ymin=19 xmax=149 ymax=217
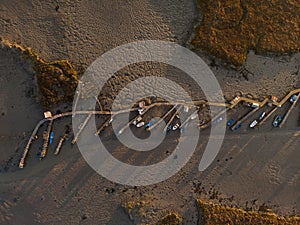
xmin=0 ymin=0 xmax=299 ymax=224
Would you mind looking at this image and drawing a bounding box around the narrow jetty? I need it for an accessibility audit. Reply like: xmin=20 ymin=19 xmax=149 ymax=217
xmin=279 ymin=93 xmax=300 ymax=128
xmin=95 ymin=117 xmax=114 ymax=136
xmin=164 ymin=105 xmax=183 ymax=132
xmin=231 ymin=107 xmax=260 ymax=130
xmin=147 ymin=104 xmax=178 ymax=131
xmin=19 ymin=118 xmax=49 ymax=168
xmin=19 ymin=109 xmax=138 ymax=168
xmin=117 ymin=105 xmax=154 ymax=135
xmin=229 ymin=88 xmax=300 ymax=108
xmin=95 ymin=96 xmax=103 ymax=111
xmin=258 ymin=106 xmax=278 ymax=126
xmin=179 ymin=110 xmax=198 ymax=129
xmin=40 ymin=120 xmax=53 ymax=159
xmin=200 ymin=108 xmax=229 ymax=129
xmin=19 ymin=87 xmax=300 ymax=168
xmin=72 ymin=90 xmax=80 ymax=117
xmin=54 ymin=135 xmax=66 ymax=155
xmin=72 ymin=114 xmax=92 ymax=144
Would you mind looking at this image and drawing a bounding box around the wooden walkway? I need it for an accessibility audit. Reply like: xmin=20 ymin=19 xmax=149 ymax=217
xmin=54 ymin=136 xmax=65 ymax=155
xmin=279 ymin=93 xmax=300 ymax=128
xmin=230 ymin=107 xmax=260 ymax=131
xmin=19 ymin=88 xmax=300 ymax=168
xmin=230 ymin=88 xmax=300 ymax=108
xmin=147 ymin=104 xmax=178 ymax=131
xmin=72 ymin=114 xmax=92 ymax=144
xmin=40 ymin=120 xmax=53 ymax=159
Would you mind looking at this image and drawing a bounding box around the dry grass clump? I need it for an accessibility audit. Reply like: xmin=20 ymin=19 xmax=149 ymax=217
xmin=191 ymin=0 xmax=300 ymax=66
xmin=1 ymin=37 xmax=78 ymax=108
xmin=122 ymin=200 xmax=147 ymax=222
xmin=34 ymin=60 xmax=78 ymax=108
xmin=157 ymin=212 xmax=182 ymax=225
xmin=197 ymin=200 xmax=300 ymax=225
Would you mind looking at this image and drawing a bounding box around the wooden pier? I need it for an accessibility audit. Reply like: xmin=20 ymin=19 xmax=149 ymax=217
xmin=54 ymin=135 xmax=66 ymax=155
xmin=95 ymin=117 xmax=114 ymax=136
xmin=258 ymin=106 xmax=278 ymax=126
xmin=230 ymin=107 xmax=260 ymax=131
xmin=40 ymin=120 xmax=53 ymax=159
xmin=19 ymin=118 xmax=49 ymax=168
xmin=200 ymin=107 xmax=229 ymax=129
xmin=147 ymin=104 xmax=178 ymax=131
xmin=72 ymin=114 xmax=92 ymax=144
xmin=19 ymin=87 xmax=300 ymax=168
xmin=95 ymin=96 xmax=103 ymax=111
xmin=163 ymin=105 xmax=183 ymax=133
xmin=279 ymin=93 xmax=300 ymax=128
xmin=117 ymin=104 xmax=154 ymax=135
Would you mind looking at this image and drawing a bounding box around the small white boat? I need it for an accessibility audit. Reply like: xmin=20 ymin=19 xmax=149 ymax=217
xmin=184 ymin=106 xmax=189 ymax=113
xmin=215 ymin=117 xmax=223 ymax=123
xmin=136 ymin=121 xmax=145 ymax=128
xmin=290 ymin=95 xmax=297 ymax=103
xmin=191 ymin=112 xmax=198 ymax=120
xmin=132 ymin=116 xmax=142 ymax=125
xmin=138 ymin=108 xmax=145 ymax=115
xmin=172 ymin=123 xmax=180 ymax=130
xmin=259 ymin=112 xmax=266 ymax=121
xmin=249 ymin=120 xmax=258 ymax=128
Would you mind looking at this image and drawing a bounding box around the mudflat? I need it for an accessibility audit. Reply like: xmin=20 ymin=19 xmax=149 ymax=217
xmin=0 ymin=0 xmax=299 ymax=224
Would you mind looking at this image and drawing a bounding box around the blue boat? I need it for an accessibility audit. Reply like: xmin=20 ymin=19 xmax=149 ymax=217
xmin=180 ymin=122 xmax=190 ymax=133
xmin=166 ymin=125 xmax=172 ymax=135
xmin=273 ymin=114 xmax=283 ymax=127
xmin=259 ymin=112 xmax=266 ymax=121
xmin=233 ymin=123 xmax=242 ymax=131
xmin=145 ymin=119 xmax=155 ymax=129
xmin=227 ymin=119 xmax=234 ymax=126
xmin=290 ymin=95 xmax=297 ymax=103
xmin=49 ymin=132 xmax=54 ymax=144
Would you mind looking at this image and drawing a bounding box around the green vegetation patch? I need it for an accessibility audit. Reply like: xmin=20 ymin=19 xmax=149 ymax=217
xmin=197 ymin=200 xmax=300 ymax=225
xmin=192 ymin=0 xmax=300 ymax=66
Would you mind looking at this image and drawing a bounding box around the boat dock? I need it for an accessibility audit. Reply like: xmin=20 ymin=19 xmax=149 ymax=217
xmin=40 ymin=120 xmax=53 ymax=159
xmin=19 ymin=118 xmax=49 ymax=168
xmin=95 ymin=117 xmax=114 ymax=136
xmin=54 ymin=135 xmax=66 ymax=155
xmin=258 ymin=106 xmax=278 ymax=126
xmin=72 ymin=114 xmax=92 ymax=144
xmin=163 ymin=105 xmax=183 ymax=133
xmin=279 ymin=93 xmax=300 ymax=128
xmin=230 ymin=107 xmax=260 ymax=131
xmin=147 ymin=104 xmax=178 ymax=131
xmin=19 ymin=87 xmax=300 ymax=168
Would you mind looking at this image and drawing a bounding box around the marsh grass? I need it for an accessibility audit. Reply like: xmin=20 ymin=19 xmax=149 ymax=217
xmin=157 ymin=212 xmax=182 ymax=225
xmin=197 ymin=200 xmax=300 ymax=225
xmin=192 ymin=0 xmax=300 ymax=66
xmin=1 ymin=37 xmax=78 ymax=108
